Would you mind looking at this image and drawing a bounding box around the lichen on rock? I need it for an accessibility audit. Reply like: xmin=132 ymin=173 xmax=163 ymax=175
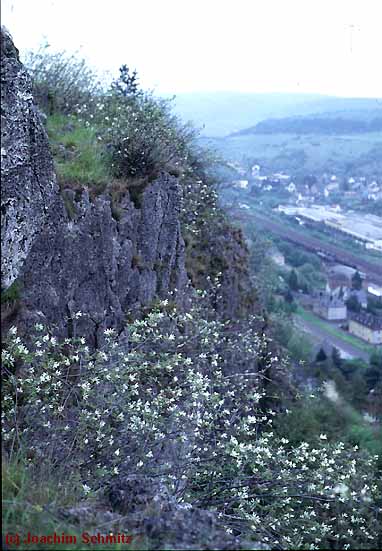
xmin=1 ymin=27 xmax=58 ymax=290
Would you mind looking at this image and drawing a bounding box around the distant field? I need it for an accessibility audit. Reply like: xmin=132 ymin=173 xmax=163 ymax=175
xmin=201 ymin=132 xmax=382 ymax=175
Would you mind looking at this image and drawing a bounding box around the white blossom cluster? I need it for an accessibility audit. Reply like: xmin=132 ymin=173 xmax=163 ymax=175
xmin=2 ymin=306 xmax=381 ymax=549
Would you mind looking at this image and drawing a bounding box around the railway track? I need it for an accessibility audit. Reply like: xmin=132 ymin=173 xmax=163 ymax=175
xmin=247 ymin=211 xmax=382 ymax=285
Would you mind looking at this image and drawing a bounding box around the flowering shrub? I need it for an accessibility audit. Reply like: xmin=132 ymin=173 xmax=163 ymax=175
xmin=24 ymin=45 xmax=103 ymax=116
xmin=214 ymin=437 xmax=381 ymax=549
xmin=25 ymin=49 xmax=224 ymax=253
xmin=2 ymin=304 xmax=381 ymax=549
xmin=2 ymin=302 xmax=270 ymax=479
xmin=97 ymin=93 xmax=196 ymax=180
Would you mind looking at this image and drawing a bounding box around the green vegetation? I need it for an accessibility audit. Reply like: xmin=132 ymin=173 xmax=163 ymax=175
xmin=3 ymin=314 xmax=382 ymax=549
xmin=46 ymin=114 xmax=110 ymax=189
xmin=3 ymin=45 xmax=381 ymax=550
xmin=346 ymin=294 xmax=362 ymax=313
xmin=3 ymin=455 xmax=145 ymax=550
xmin=236 ymin=111 xmax=382 ymax=135
xmin=352 ymin=270 xmax=363 ymax=290
xmin=27 ymin=47 xmax=220 ymax=245
xmin=172 ymin=91 xmax=380 ymax=137
xmin=275 ymin=394 xmax=382 ymax=462
xmin=287 ymin=269 xmax=299 ymax=291
xmin=287 ymin=331 xmax=313 ymax=362
xmin=28 ymin=45 xmax=196 ymax=188
xmin=1 ymin=280 xmax=23 ymax=331
xmin=24 ymin=44 xmax=102 ymax=116
xmin=1 ymin=280 xmax=22 ymax=304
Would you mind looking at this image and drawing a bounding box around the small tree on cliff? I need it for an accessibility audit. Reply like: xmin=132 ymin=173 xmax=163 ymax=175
xmin=111 ymin=64 xmax=140 ymax=98
xmin=331 ymin=346 xmax=342 ymax=369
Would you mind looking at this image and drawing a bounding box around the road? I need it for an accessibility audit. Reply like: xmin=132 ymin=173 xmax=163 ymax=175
xmin=294 ymin=316 xmax=371 ymax=362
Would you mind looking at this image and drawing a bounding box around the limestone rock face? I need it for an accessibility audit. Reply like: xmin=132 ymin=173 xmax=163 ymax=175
xmin=1 ymin=29 xmax=187 ymax=342
xmin=1 ymin=27 xmax=58 ymax=289
xmin=1 ymin=28 xmax=252 ymax=345
xmin=20 ymin=175 xmax=188 ymax=344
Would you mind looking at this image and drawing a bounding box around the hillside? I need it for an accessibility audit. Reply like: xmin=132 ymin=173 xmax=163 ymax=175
xmin=2 ymin=29 xmax=382 ymax=551
xmin=231 ymin=110 xmax=382 ymax=136
xmin=171 ymin=91 xmax=382 ymax=136
xmin=201 ymin=131 xmax=382 ymax=178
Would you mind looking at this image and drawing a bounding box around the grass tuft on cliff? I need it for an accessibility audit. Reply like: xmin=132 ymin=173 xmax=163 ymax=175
xmin=46 ymin=114 xmax=110 ymax=189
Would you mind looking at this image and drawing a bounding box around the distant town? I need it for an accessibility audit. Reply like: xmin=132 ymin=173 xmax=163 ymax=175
xmin=222 ymin=162 xmax=382 ymax=359
xmin=229 ymin=162 xmax=382 ymax=206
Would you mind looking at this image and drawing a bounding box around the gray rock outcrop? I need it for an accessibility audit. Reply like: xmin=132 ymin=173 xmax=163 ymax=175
xmin=1 ymin=28 xmax=188 ymax=342
xmin=1 ymin=27 xmax=253 ymax=344
xmin=1 ymin=27 xmax=58 ymax=290
xmin=21 ymin=175 xmax=188 ymax=344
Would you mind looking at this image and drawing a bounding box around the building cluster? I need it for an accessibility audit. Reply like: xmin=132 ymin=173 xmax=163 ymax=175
xmin=313 ymin=293 xmax=347 ymax=321
xmin=230 ymin=162 xmax=382 ymax=205
xmin=349 ymin=312 xmax=382 ymax=345
xmin=310 ymin=268 xmax=382 ymax=345
xmin=226 ymin=162 xmax=382 ymax=347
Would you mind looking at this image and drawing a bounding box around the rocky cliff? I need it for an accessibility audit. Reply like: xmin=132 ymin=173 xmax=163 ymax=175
xmin=1 ymin=29 xmax=190 ymax=342
xmin=1 ymin=27 xmax=57 ymax=290
xmin=1 ymin=27 xmax=255 ymax=344
xmin=20 ymin=175 xmax=188 ymax=344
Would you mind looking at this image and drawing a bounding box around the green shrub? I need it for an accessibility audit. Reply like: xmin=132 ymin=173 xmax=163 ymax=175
xmin=25 ymin=50 xmax=222 ymax=241
xmin=1 ymin=280 xmax=21 ymax=304
xmin=274 ymin=392 xmax=382 ymax=467
xmin=96 ymin=92 xmax=196 ymax=180
xmin=24 ymin=45 xmax=102 ymax=115
xmin=287 ymin=332 xmax=313 ymax=362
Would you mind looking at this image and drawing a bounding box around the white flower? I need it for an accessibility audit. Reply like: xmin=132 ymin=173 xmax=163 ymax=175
xmin=319 ymin=434 xmax=327 ymax=440
xmin=333 ymin=482 xmax=349 ymax=500
xmin=115 ymin=448 xmax=120 ymax=456
xmin=82 ymin=484 xmax=91 ymax=494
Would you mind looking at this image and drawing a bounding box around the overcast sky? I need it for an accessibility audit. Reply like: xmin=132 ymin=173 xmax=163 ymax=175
xmin=2 ymin=0 xmax=382 ymax=97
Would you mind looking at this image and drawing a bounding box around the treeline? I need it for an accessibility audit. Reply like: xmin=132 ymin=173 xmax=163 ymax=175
xmin=233 ymin=113 xmax=382 ymax=136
